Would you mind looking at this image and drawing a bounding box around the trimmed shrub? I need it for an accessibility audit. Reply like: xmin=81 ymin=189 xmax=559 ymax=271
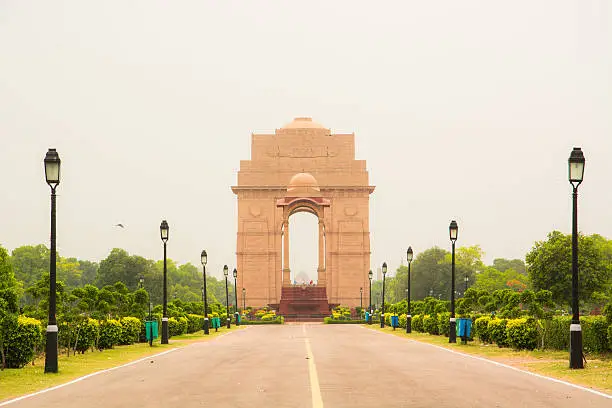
xmin=412 ymin=314 xmax=424 ymax=332
xmin=323 ymin=318 xmax=365 ymax=324
xmin=75 ymin=318 xmax=99 ymax=353
xmin=243 ymin=316 xmax=284 ymax=324
xmin=437 ymin=312 xmax=451 ymax=337
xmin=186 ymin=314 xmax=204 ymax=334
xmin=474 ymin=316 xmax=491 ymax=343
xmin=4 ymin=316 xmax=44 ymax=368
xmin=540 ymin=316 xmax=571 ymax=350
xmin=581 ymin=316 xmax=609 ymax=353
xmin=506 ymin=318 xmax=538 ymax=350
xmin=98 ymin=319 xmax=122 ymax=349
xmin=423 ymin=315 xmax=439 ymax=335
xmin=488 ymin=318 xmax=509 ymax=347
xmin=119 ymin=317 xmax=141 ymax=345
xmin=399 ymin=314 xmax=407 ymax=329
xmin=168 ymin=317 xmax=188 ymax=337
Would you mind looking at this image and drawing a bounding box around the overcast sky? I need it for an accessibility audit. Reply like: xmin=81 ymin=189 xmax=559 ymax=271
xmin=1 ymin=1 xmax=610 ymax=280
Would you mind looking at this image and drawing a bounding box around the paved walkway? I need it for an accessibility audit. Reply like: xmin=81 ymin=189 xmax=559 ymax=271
xmin=4 ymin=324 xmax=610 ymax=407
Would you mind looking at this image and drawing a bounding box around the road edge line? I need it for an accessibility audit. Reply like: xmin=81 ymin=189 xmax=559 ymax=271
xmin=0 ymin=348 xmax=178 ymax=406
xmin=363 ymin=326 xmax=612 ymax=399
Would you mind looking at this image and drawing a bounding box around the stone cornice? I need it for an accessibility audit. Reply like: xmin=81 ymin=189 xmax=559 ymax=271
xmin=231 ymin=185 xmax=375 ymax=194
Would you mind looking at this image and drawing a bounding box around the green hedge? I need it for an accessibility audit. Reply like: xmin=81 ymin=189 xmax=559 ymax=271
xmin=75 ymin=318 xmax=99 ymax=353
xmin=412 ymin=314 xmax=424 ymax=332
xmin=437 ymin=312 xmax=451 ymax=337
xmin=488 ymin=318 xmax=509 ymax=347
xmin=4 ymin=316 xmax=43 ymax=368
xmin=540 ymin=316 xmax=571 ymax=350
xmin=506 ymin=318 xmax=538 ymax=350
xmin=186 ymin=314 xmax=204 ymax=334
xmin=423 ymin=315 xmax=439 ymax=335
xmin=98 ymin=319 xmax=122 ymax=349
xmin=474 ymin=316 xmax=491 ymax=343
xmin=119 ymin=317 xmax=141 ymax=345
xmin=323 ymin=318 xmax=365 ymax=324
xmin=242 ymin=317 xmax=284 ymax=325
xmin=168 ymin=317 xmax=188 ymax=336
xmin=581 ymin=316 xmax=609 ymax=353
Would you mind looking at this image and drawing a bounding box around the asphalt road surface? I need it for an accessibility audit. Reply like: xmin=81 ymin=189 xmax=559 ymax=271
xmin=4 ymin=324 xmax=610 ymax=408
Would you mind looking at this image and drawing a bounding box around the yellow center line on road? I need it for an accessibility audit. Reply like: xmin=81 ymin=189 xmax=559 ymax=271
xmin=303 ymin=324 xmax=324 ymax=408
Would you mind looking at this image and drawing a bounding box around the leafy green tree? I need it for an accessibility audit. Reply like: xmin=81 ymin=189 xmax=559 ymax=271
xmin=11 ymin=245 xmax=49 ymax=287
xmin=473 ymin=266 xmax=530 ymax=293
xmin=492 ymin=258 xmax=526 ymax=275
xmin=526 ymin=231 xmax=611 ymax=306
xmin=410 ymin=247 xmax=450 ymax=300
xmin=0 ymin=246 xmax=20 ymax=368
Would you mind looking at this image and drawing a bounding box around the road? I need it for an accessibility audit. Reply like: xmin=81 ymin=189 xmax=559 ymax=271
xmin=3 ymin=324 xmax=610 ymax=407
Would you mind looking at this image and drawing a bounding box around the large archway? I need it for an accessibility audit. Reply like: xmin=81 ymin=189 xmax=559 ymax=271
xmin=231 ymin=117 xmax=374 ymax=315
xmin=287 ymin=211 xmax=320 ymax=285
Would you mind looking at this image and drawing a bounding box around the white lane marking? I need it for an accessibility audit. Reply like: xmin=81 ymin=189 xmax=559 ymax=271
xmin=0 ymin=328 xmax=244 ymax=406
xmin=362 ymin=326 xmax=612 ymax=399
xmin=303 ymin=324 xmax=324 ymax=408
xmin=0 ymin=348 xmax=178 ymax=406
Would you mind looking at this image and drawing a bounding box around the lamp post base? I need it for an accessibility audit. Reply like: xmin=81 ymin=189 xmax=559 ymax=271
xmin=44 ymin=328 xmax=58 ymax=373
xmin=203 ymin=317 xmax=209 ymax=335
xmin=161 ymin=318 xmax=169 ymax=344
xmin=449 ymin=319 xmax=457 ymax=343
xmin=226 ymin=318 xmax=231 ymax=329
xmin=380 ymin=314 xmax=385 ymax=328
xmin=570 ymin=324 xmax=584 ymax=369
xmin=406 ymin=315 xmax=412 ymax=333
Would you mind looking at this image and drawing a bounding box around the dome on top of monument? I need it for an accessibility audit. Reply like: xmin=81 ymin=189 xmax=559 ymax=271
xmin=281 ymin=117 xmax=327 ymax=129
xmin=287 ymin=172 xmax=321 ymax=195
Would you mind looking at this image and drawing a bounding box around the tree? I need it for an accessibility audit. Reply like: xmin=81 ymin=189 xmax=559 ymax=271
xmin=526 ymin=231 xmax=611 ymax=307
xmin=11 ymin=245 xmax=49 ymax=287
xmin=473 ymin=267 xmax=530 ymax=293
xmin=492 ymin=258 xmax=526 ymax=275
xmin=410 ymin=247 xmax=451 ymax=300
xmin=0 ymin=246 xmax=20 ymax=368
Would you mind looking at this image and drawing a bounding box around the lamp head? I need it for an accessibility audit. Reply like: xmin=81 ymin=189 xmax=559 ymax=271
xmin=223 ymin=265 xmax=228 ymax=277
xmin=160 ymin=220 xmax=169 ymax=242
xmin=382 ymin=262 xmax=387 ymax=275
xmin=406 ymin=246 xmax=414 ymax=263
xmin=368 ymin=270 xmax=373 ymax=280
xmin=201 ymin=249 xmax=207 ymax=266
xmin=568 ymin=147 xmax=585 ymax=187
xmin=449 ymin=220 xmax=458 ymax=242
xmin=233 ymin=268 xmax=237 ymax=279
xmin=44 ymin=148 xmax=61 ymax=189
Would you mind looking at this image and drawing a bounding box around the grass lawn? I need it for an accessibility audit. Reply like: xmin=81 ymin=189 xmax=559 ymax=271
xmin=368 ymin=325 xmax=611 ymax=394
xmin=0 ymin=325 xmax=244 ymax=402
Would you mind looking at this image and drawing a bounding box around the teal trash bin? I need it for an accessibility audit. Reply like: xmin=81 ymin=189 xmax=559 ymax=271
xmin=212 ymin=317 xmax=221 ymax=331
xmin=456 ymin=318 xmax=472 ymax=343
xmin=145 ymin=321 xmax=158 ymax=345
xmin=365 ymin=311 xmax=370 ymax=323
xmin=391 ymin=315 xmax=399 ymax=330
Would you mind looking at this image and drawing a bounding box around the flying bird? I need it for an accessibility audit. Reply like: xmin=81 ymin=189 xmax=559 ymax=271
xmin=114 ymin=223 xmax=125 ymax=228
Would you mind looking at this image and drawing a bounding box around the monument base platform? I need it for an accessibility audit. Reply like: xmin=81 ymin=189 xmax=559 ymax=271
xmin=278 ymin=286 xmax=330 ymax=320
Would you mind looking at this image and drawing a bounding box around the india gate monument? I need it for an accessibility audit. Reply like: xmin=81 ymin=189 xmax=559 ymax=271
xmin=232 ymin=117 xmax=374 ymax=317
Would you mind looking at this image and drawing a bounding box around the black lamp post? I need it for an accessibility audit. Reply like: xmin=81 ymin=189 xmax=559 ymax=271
xmin=233 ymin=268 xmax=239 ymax=326
xmin=224 ymin=265 xmax=230 ymax=329
xmin=242 ymin=287 xmax=246 ymax=311
xmin=381 ymin=262 xmax=387 ymax=328
xmin=464 ymin=275 xmax=469 ymax=296
xmin=44 ymin=148 xmax=60 ymax=374
xmin=360 ymin=287 xmax=363 ymax=310
xmin=201 ymin=250 xmax=209 ymax=335
xmin=139 ymin=275 xmax=144 ymax=290
xmin=406 ymin=246 xmax=414 ymax=333
xmin=569 ymin=147 xmax=585 ymax=369
xmin=160 ymin=220 xmax=169 ymax=344
xmin=449 ymin=220 xmax=458 ymax=343
xmin=368 ymin=270 xmax=373 ymax=324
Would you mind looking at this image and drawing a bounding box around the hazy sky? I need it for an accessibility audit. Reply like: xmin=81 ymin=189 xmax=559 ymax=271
xmin=1 ymin=1 xmax=610 ymax=280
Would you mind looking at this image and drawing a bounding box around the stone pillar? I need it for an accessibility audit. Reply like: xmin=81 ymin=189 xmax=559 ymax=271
xmin=283 ymin=220 xmax=291 ymax=286
xmin=317 ymin=220 xmax=326 ymax=287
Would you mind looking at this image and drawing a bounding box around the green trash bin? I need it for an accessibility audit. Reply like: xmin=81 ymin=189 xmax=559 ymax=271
xmin=212 ymin=317 xmax=221 ymax=331
xmin=145 ymin=321 xmax=158 ymax=344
